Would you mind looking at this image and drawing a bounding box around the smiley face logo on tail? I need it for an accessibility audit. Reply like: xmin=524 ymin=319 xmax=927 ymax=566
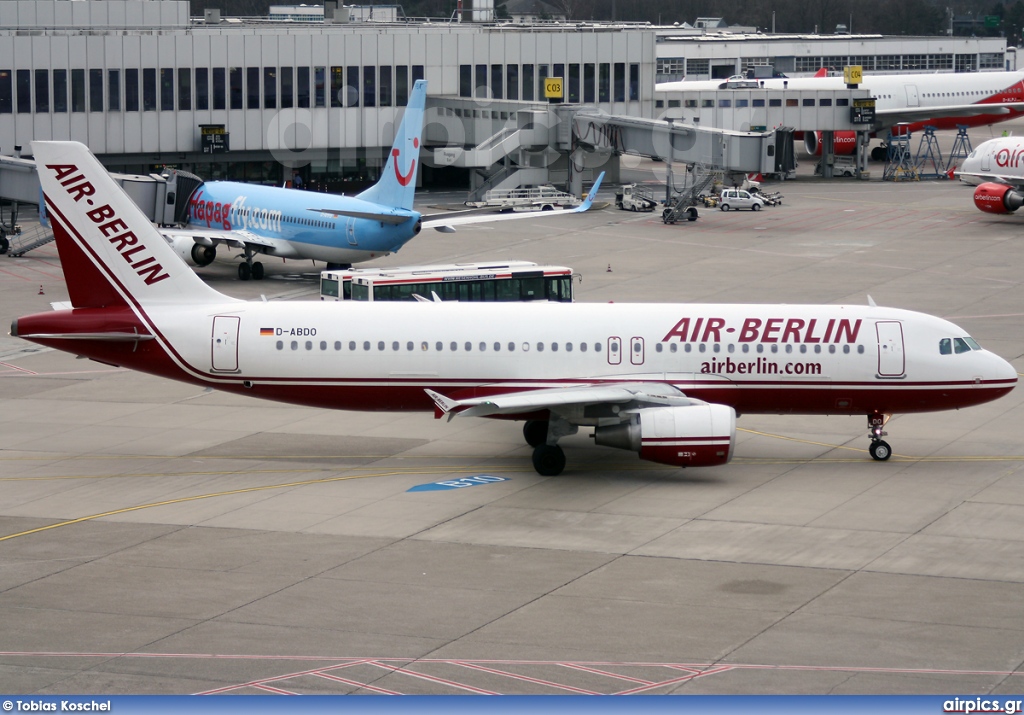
xmin=393 ymin=138 xmax=419 ymax=187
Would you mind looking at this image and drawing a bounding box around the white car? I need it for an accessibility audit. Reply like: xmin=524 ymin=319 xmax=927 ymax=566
xmin=719 ymin=189 xmax=765 ymax=211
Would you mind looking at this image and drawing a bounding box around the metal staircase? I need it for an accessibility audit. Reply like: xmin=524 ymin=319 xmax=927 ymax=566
xmin=6 ymin=224 xmax=55 ymax=257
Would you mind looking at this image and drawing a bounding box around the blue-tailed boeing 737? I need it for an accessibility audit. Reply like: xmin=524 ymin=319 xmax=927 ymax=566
xmin=160 ymin=80 xmax=603 ymax=280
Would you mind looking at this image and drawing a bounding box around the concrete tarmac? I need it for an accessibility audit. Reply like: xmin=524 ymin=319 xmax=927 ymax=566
xmin=2 ymin=133 xmax=1024 ymax=695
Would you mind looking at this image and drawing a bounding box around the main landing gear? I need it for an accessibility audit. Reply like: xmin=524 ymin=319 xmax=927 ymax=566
xmin=238 ymin=246 xmax=265 ymax=281
xmin=868 ymin=412 xmax=892 ymax=461
xmin=523 ymin=418 xmax=577 ymax=477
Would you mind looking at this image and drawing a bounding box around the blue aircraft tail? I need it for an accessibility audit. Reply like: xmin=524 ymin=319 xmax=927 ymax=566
xmin=356 ymin=79 xmax=427 ymax=211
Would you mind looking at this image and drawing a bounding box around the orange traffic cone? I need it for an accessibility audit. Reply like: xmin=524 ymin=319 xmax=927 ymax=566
xmin=38 ymin=285 xmax=44 ymax=295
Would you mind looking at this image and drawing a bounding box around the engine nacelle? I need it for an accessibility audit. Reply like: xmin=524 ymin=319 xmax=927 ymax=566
xmin=168 ymin=235 xmax=217 ymax=266
xmin=803 ymin=131 xmax=857 ymax=156
xmin=593 ymin=403 xmax=736 ymax=468
xmin=974 ymin=182 xmax=1024 ymax=214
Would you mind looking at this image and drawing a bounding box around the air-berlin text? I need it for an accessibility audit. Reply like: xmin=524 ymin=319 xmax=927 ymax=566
xmin=662 ymin=316 xmax=861 ymax=344
xmin=45 ymin=163 xmax=170 ymax=285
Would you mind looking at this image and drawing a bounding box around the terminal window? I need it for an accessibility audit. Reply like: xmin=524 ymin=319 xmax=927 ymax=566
xmin=614 ymin=62 xmax=625 ymax=102
xmin=491 ymin=64 xmax=503 ymax=99
xmin=35 ymin=69 xmax=49 ymax=113
xmin=89 ymin=69 xmax=103 ymax=112
xmin=212 ymin=67 xmax=226 ymax=110
xmin=379 ymin=66 xmax=392 ymax=106
xmin=246 ymin=67 xmax=259 ymax=109
xmin=107 ymin=69 xmax=119 ymax=111
xmin=396 ymin=66 xmax=408 ymax=105
xmin=195 ymin=67 xmax=208 ymax=110
xmin=507 ymin=64 xmax=519 ymax=101
xmin=161 ymin=68 xmax=175 ymax=110
xmin=523 ymin=64 xmax=535 ymax=101
xmin=0 ymin=70 xmax=9 ymax=113
xmin=263 ymin=67 xmax=276 ymax=109
xmin=229 ymin=67 xmax=242 ymax=109
xmin=17 ymin=69 xmax=30 ymax=113
xmin=314 ymin=66 xmax=326 ymax=107
xmin=71 ymin=69 xmax=85 ymax=112
xmin=280 ymin=66 xmax=293 ymax=109
xmin=53 ymin=69 xmax=67 ymax=112
xmin=599 ymin=63 xmax=609 ymax=102
xmin=330 ymin=66 xmax=344 ymax=108
xmin=125 ymin=68 xmax=139 ymax=111
xmin=460 ymin=65 xmax=472 ymax=97
xmin=297 ymin=66 xmax=310 ymax=108
xmin=583 ymin=63 xmax=594 ymax=103
xmin=178 ymin=68 xmax=191 ymax=111
xmin=363 ymin=66 xmax=375 ymax=107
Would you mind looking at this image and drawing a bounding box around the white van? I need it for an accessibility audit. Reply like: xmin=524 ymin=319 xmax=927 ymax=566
xmin=719 ymin=189 xmax=765 ymax=211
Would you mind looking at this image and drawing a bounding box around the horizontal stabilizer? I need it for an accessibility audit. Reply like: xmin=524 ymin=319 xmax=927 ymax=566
xmin=309 ymin=208 xmax=416 ymax=225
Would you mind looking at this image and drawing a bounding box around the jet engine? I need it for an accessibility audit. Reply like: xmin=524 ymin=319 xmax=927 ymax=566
xmin=168 ymin=235 xmax=217 ymax=267
xmin=592 ymin=403 xmax=736 ymax=468
xmin=973 ymin=182 xmax=1024 ymax=214
xmin=803 ymin=131 xmax=857 ymax=156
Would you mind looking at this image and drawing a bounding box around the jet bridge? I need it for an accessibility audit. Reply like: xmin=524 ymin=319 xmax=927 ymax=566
xmin=0 ymin=152 xmax=201 ymax=255
xmin=429 ymin=100 xmax=776 ymax=199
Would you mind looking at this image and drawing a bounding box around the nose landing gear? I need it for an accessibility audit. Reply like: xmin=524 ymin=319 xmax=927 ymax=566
xmin=867 ymin=412 xmax=892 ymax=461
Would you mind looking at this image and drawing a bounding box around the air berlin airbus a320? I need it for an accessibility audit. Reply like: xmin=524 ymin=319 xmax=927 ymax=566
xmin=12 ymin=141 xmax=1018 ymax=475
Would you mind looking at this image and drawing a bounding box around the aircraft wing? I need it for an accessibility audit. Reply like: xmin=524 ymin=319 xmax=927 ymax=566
xmin=159 ymin=227 xmax=278 ymax=250
xmin=954 ymin=170 xmax=1024 ymax=187
xmin=425 ymin=380 xmax=700 ymax=421
xmin=421 ymin=172 xmax=604 ymax=233
xmin=876 ymin=102 xmax=1024 ymax=127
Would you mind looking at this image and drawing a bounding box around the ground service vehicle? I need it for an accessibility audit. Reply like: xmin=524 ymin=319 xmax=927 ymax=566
xmin=719 ymin=189 xmax=765 ymax=211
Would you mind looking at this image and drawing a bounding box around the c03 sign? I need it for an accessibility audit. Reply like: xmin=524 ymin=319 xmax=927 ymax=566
xmin=544 ymin=78 xmax=563 ymax=99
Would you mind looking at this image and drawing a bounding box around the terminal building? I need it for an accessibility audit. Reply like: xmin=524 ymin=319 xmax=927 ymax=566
xmin=0 ymin=0 xmax=1012 ymax=194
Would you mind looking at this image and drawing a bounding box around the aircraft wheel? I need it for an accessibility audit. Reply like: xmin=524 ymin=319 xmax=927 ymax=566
xmin=869 ymin=440 xmax=892 ymax=461
xmin=720 ymin=204 xmax=730 ymax=211
xmin=532 ymin=444 xmax=565 ymax=477
xmin=0 ymin=236 xmax=8 ymax=254
xmin=686 ymin=208 xmax=698 ymax=221
xmin=523 ymin=420 xmax=548 ymax=448
xmin=238 ymin=262 xmax=251 ymax=281
xmin=871 ymin=146 xmax=888 ymax=162
xmin=251 ymin=261 xmax=265 ymax=280
xmin=752 ymin=203 xmax=761 ymax=211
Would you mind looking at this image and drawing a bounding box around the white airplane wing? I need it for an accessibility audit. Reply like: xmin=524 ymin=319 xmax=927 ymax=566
xmin=877 ymin=102 xmax=1024 ymax=127
xmin=425 ymin=380 xmax=702 ymax=421
xmin=421 ymin=172 xmax=604 ymax=233
xmin=158 ymin=227 xmax=279 ymax=250
xmin=954 ymin=171 xmax=1024 ymax=187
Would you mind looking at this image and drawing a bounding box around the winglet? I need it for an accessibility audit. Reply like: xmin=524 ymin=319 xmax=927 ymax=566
xmin=814 ymin=67 xmax=828 ymax=78
xmin=424 ymin=389 xmax=460 ymax=421
xmin=574 ymin=172 xmax=605 ymax=213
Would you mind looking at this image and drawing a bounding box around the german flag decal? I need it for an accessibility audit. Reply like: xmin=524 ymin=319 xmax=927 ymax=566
xmin=260 ymin=328 xmax=275 ymax=336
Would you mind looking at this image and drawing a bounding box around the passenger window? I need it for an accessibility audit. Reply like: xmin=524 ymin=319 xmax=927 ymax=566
xmin=857 ymin=345 xmax=865 ymax=354
xmin=671 ymin=343 xmax=677 ymax=353
xmin=421 ymin=341 xmax=428 ymax=351
xmin=595 ymin=343 xmax=602 ymax=352
xmin=581 ymin=342 xmax=588 ymax=352
xmin=479 ymin=342 xmax=486 ymax=352
xmin=407 ymin=341 xmax=414 ymax=351
xmin=727 ymin=344 xmax=735 ymax=353
xmin=291 ymin=341 xmax=298 ymax=350
xmin=698 ymin=344 xmax=706 ymax=353
xmin=770 ymin=344 xmax=778 ymax=353
xmin=954 ymin=338 xmax=971 ymax=354
xmin=552 ymin=343 xmax=559 ymax=352
xmin=349 ymin=341 xmax=356 ymax=351
xmin=522 ymin=342 xmax=530 ymax=352
xmin=756 ymin=344 xmax=763 ymax=353
xmin=363 ymin=341 xmax=370 ymax=351
xmin=450 ymin=341 xmax=458 ymax=351
xmin=378 ymin=341 xmax=385 ymax=351
xmin=684 ymin=343 xmax=691 ymax=352
xmin=712 ymin=344 xmax=720 ymax=353
xmin=829 ymin=345 xmax=836 ymax=354
xmin=537 ymin=342 xmax=545 ymax=352
xmin=276 ymin=340 xmax=283 ymax=350
xmin=508 ymin=342 xmax=516 ymax=352
xmin=814 ymin=345 xmax=821 ymax=353
xmin=334 ymin=341 xmax=341 ymax=350
xmin=494 ymin=342 xmax=501 ymax=351
xmin=843 ymin=345 xmax=850 ymax=354
xmin=799 ymin=344 xmax=806 ymax=353
xmin=785 ymin=344 xmax=792 ymax=353
xmin=465 ymin=341 xmax=472 ymax=351
xmin=392 ymin=341 xmax=400 ymax=351
xmin=566 ymin=343 xmax=573 ymax=352
xmin=656 ymin=343 xmax=663 ymax=353
xmin=306 ymin=341 xmax=313 ymax=350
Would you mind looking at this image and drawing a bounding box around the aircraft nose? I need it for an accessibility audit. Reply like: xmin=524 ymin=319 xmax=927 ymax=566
xmin=986 ymin=351 xmax=1019 ymax=386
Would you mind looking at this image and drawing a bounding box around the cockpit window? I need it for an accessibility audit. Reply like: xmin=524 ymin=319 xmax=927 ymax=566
xmin=953 ymin=338 xmax=971 ymax=354
xmin=939 ymin=338 xmax=952 ymax=355
xmin=964 ymin=337 xmax=981 ymax=350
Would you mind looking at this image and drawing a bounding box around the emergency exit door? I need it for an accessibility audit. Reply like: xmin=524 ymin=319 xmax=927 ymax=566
xmin=212 ymin=315 xmax=240 ymax=372
xmin=876 ymin=321 xmax=905 ymax=377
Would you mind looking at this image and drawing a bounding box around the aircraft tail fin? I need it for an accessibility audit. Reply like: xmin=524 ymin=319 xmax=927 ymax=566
xmin=814 ymin=68 xmax=828 ymax=78
xmin=355 ymin=79 xmax=428 ymax=211
xmin=31 ymin=141 xmax=227 ymax=309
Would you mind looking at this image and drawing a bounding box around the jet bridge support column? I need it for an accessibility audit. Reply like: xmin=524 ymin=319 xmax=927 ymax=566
xmin=819 ymin=131 xmax=835 ymax=179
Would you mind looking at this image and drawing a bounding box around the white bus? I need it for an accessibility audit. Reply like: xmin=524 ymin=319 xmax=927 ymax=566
xmin=320 ymin=261 xmax=576 ymax=303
